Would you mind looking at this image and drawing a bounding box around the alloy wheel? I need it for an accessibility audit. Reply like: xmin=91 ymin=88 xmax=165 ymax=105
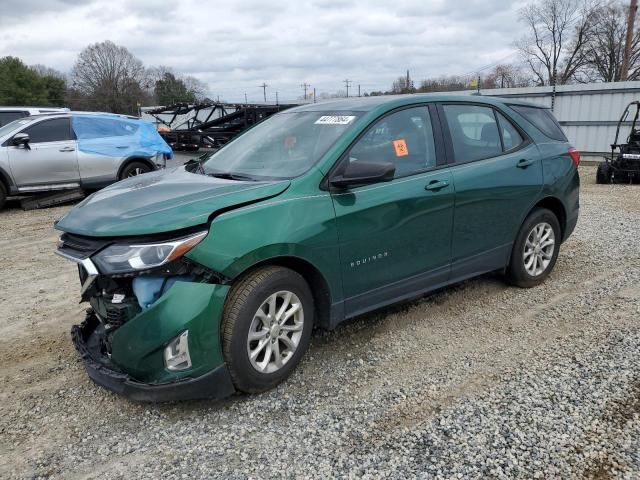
xmin=127 ymin=167 xmax=145 ymax=177
xmin=523 ymin=222 xmax=556 ymax=277
xmin=246 ymin=291 xmax=304 ymax=374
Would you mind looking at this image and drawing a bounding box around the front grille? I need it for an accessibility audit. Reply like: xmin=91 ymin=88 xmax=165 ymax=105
xmin=59 ymin=233 xmax=111 ymax=259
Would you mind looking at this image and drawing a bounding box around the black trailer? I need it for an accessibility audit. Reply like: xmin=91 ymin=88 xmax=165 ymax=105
xmin=145 ymin=102 xmax=296 ymax=152
xmin=597 ymin=100 xmax=640 ymax=184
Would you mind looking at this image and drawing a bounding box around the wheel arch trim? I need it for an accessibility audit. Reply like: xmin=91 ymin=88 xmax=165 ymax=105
xmin=229 ymin=255 xmax=336 ymax=330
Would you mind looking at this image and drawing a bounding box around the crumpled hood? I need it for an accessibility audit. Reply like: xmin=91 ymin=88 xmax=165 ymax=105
xmin=55 ymin=167 xmax=290 ymax=237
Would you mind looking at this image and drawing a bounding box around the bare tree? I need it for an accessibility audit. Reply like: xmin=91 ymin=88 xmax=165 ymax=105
xmin=183 ymin=76 xmax=209 ymax=102
xmin=417 ymin=75 xmax=468 ymax=93
xmin=482 ymin=64 xmax=534 ymax=88
xmin=70 ymin=41 xmax=150 ymax=114
xmin=582 ymin=2 xmax=640 ymax=81
xmin=30 ymin=64 xmax=65 ymax=80
xmin=516 ymin=0 xmax=599 ymax=85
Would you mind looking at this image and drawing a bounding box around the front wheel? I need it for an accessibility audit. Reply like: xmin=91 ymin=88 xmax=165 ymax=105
xmin=120 ymin=161 xmax=152 ymax=180
xmin=221 ymin=266 xmax=314 ymax=393
xmin=505 ymin=208 xmax=561 ymax=288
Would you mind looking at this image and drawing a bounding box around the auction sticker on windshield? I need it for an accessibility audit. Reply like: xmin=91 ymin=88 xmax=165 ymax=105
xmin=315 ymin=115 xmax=356 ymax=125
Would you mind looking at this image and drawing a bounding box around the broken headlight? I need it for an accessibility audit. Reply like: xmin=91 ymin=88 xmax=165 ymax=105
xmin=93 ymin=231 xmax=207 ymax=274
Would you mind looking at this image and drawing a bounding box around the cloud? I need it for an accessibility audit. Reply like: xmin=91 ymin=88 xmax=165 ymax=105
xmin=0 ymin=0 xmax=529 ymax=102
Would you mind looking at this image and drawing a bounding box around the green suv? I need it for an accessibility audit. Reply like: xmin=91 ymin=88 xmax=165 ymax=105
xmin=55 ymin=95 xmax=580 ymax=401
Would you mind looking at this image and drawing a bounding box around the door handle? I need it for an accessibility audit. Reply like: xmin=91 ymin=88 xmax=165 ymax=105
xmin=59 ymin=147 xmax=75 ymax=152
xmin=425 ymin=180 xmax=449 ymax=191
xmin=516 ymin=158 xmax=535 ymax=169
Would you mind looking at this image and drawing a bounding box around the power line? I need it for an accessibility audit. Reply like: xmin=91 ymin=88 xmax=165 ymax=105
xmin=300 ymin=82 xmax=311 ymax=99
xmin=259 ymin=82 xmax=268 ymax=103
xmin=344 ymin=79 xmax=352 ymax=97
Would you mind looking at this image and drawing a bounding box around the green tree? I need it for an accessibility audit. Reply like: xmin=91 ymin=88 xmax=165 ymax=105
xmin=154 ymin=72 xmax=195 ymax=105
xmin=0 ymin=56 xmax=66 ymax=106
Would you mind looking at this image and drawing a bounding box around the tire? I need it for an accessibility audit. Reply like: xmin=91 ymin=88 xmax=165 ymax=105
xmin=596 ymin=163 xmax=612 ymax=184
xmin=221 ymin=266 xmax=314 ymax=393
xmin=505 ymin=208 xmax=561 ymax=288
xmin=120 ymin=161 xmax=152 ymax=180
xmin=0 ymin=182 xmax=6 ymax=211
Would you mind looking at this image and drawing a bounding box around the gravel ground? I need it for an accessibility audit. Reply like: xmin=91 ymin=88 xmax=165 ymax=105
xmin=0 ymin=165 xmax=639 ymax=479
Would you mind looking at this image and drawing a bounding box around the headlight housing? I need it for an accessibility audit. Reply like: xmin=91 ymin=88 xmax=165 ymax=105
xmin=93 ymin=231 xmax=207 ymax=274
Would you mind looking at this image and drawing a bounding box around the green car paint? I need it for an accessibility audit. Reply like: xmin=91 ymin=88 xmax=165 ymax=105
xmin=55 ymin=94 xmax=580 ymax=401
xmin=55 ymin=168 xmax=291 ymax=236
xmin=111 ymin=283 xmax=229 ymax=383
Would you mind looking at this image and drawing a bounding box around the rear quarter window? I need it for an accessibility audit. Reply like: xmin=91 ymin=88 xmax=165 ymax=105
xmin=509 ymin=105 xmax=567 ymax=142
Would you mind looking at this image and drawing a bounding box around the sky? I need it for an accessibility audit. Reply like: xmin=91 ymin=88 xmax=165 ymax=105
xmin=0 ymin=0 xmax=528 ymax=103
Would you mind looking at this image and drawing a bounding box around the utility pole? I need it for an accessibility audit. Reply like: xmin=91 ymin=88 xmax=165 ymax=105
xmin=244 ymin=92 xmax=248 ymax=104
xmin=276 ymin=90 xmax=279 ymax=105
xmin=313 ymin=87 xmax=316 ymax=103
xmin=300 ymin=82 xmax=310 ymax=100
xmin=621 ymin=0 xmax=638 ymax=81
xmin=259 ymin=82 xmax=268 ymax=103
xmin=358 ymin=84 xmax=361 ymax=97
xmin=344 ymin=79 xmax=352 ymax=97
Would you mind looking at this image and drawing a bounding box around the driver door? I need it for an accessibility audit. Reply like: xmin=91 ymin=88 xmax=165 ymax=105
xmin=329 ymin=105 xmax=454 ymax=317
xmin=8 ymin=117 xmax=80 ymax=190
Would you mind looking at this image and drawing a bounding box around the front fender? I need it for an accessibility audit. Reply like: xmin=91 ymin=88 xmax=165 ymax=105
xmin=186 ymin=192 xmax=343 ymax=303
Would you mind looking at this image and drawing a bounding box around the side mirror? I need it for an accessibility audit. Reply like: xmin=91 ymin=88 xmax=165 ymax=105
xmin=330 ymin=160 xmax=395 ymax=189
xmin=11 ymin=133 xmax=31 ymax=150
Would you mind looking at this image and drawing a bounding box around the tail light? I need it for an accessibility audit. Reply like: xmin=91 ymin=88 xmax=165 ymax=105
xmin=568 ymin=147 xmax=580 ymax=167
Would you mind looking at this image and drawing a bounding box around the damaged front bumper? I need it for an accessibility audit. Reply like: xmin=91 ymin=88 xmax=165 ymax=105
xmin=72 ymin=312 xmax=235 ymax=402
xmin=57 ymin=232 xmax=237 ymax=401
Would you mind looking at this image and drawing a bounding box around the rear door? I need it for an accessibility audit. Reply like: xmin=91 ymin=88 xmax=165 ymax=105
xmin=7 ymin=117 xmax=80 ymax=190
xmin=438 ymin=103 xmax=543 ymax=278
xmin=330 ymin=105 xmax=454 ymax=317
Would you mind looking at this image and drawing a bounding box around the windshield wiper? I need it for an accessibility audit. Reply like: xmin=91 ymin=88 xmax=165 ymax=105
xmin=207 ymin=172 xmax=257 ymax=181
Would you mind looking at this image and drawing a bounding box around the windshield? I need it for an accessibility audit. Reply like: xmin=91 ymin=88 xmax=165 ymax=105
xmin=0 ymin=118 xmax=32 ymax=139
xmin=202 ymin=111 xmax=361 ymax=180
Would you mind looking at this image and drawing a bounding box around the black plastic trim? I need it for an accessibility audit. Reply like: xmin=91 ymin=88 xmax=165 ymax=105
xmin=71 ymin=312 xmax=236 ymax=402
xmin=343 ymin=264 xmax=450 ymax=319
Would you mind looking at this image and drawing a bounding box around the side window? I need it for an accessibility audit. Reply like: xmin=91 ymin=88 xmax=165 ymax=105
xmin=23 ymin=118 xmax=73 ymax=143
xmin=443 ymin=104 xmax=502 ymax=162
xmin=348 ymin=107 xmax=436 ymax=178
xmin=496 ymin=111 xmax=524 ymax=151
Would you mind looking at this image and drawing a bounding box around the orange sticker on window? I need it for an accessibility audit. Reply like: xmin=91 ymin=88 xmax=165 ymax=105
xmin=393 ymin=139 xmax=408 ymax=157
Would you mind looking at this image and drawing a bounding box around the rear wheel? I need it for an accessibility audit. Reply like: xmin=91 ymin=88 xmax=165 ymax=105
xmin=120 ymin=161 xmax=152 ymax=180
xmin=596 ymin=162 xmax=612 ymax=184
xmin=221 ymin=266 xmax=314 ymax=393
xmin=506 ymin=208 xmax=561 ymax=288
